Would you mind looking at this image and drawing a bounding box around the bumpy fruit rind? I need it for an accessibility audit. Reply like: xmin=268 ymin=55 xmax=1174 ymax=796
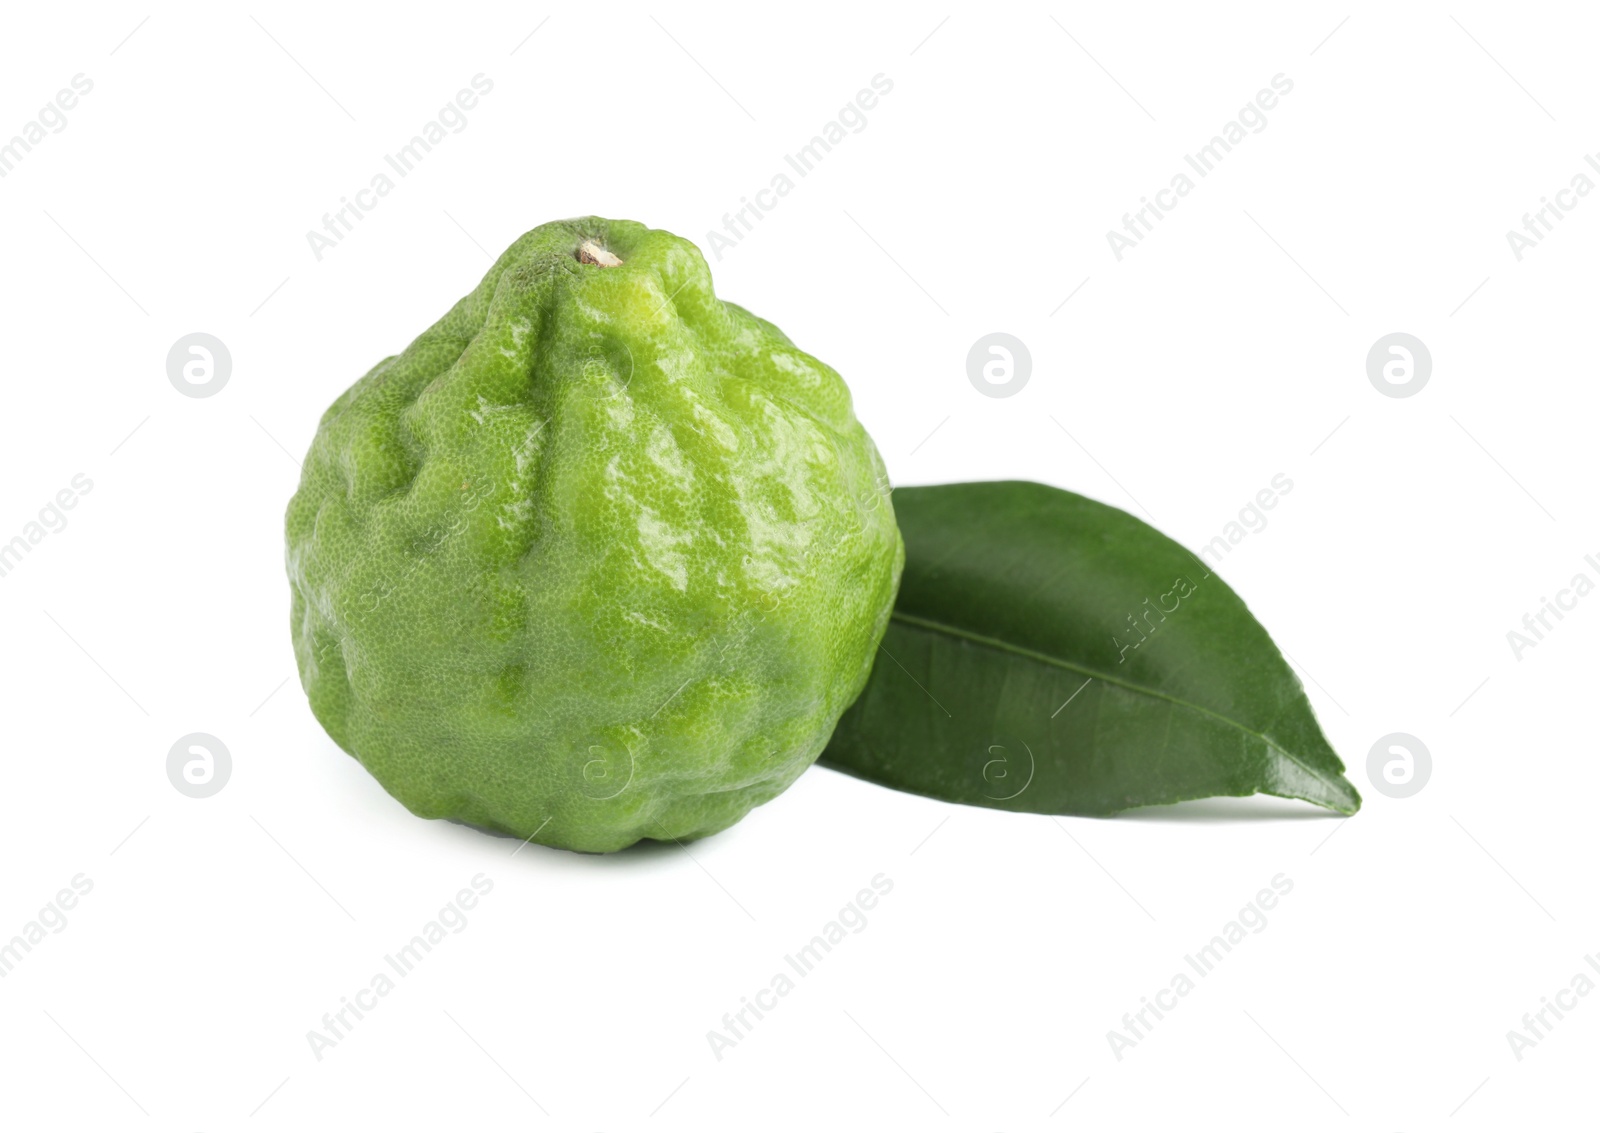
xmin=286 ymin=218 xmax=903 ymax=852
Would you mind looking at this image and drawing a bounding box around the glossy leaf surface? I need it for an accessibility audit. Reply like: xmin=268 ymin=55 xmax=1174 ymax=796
xmin=821 ymin=481 xmax=1360 ymax=816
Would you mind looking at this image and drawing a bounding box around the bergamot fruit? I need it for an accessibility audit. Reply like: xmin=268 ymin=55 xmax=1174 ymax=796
xmin=286 ymin=217 xmax=902 ymax=852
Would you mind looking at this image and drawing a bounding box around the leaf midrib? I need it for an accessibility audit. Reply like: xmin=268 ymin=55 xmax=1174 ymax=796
xmin=889 ymin=609 xmax=1344 ymax=796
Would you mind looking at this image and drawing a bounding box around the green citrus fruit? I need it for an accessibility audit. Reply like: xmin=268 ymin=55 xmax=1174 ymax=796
xmin=286 ymin=217 xmax=903 ymax=852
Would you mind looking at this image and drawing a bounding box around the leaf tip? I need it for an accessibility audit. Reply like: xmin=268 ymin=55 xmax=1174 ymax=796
xmin=1321 ymin=773 xmax=1362 ymax=816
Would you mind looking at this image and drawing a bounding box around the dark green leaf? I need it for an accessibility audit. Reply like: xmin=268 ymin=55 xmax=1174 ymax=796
xmin=821 ymin=481 xmax=1360 ymax=816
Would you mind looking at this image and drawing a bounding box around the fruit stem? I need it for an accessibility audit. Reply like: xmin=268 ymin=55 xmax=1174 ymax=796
xmin=577 ymin=241 xmax=622 ymax=267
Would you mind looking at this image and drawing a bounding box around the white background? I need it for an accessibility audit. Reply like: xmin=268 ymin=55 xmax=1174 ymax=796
xmin=0 ymin=2 xmax=1594 ymax=1129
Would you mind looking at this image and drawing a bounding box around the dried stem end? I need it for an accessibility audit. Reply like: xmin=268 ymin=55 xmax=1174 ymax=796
xmin=576 ymin=240 xmax=623 ymax=267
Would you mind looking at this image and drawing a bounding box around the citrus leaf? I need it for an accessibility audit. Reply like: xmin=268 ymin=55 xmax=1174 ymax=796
xmin=821 ymin=481 xmax=1360 ymax=816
